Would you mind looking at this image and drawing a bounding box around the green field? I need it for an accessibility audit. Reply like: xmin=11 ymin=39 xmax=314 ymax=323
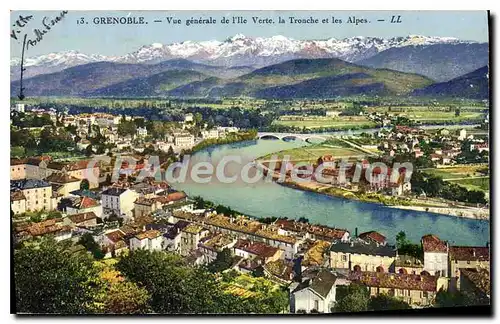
xmin=259 ymin=142 xmax=365 ymax=161
xmin=273 ymin=115 xmax=376 ymax=129
xmin=448 ymin=177 xmax=490 ymax=192
xmin=423 ymin=165 xmax=488 ymax=180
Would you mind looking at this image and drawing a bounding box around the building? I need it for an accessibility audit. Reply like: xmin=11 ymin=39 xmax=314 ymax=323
xmin=395 ymin=254 xmax=424 ymax=275
xmin=358 ymin=231 xmax=387 ymax=246
xmin=63 ymin=211 xmax=99 ymax=228
xmin=11 ymin=191 xmax=27 ymax=215
xmin=458 ymin=129 xmax=467 ymax=141
xmin=45 ymin=172 xmax=82 ymax=197
xmin=163 ymin=220 xmax=190 ymax=253
xmin=198 ymin=233 xmax=237 ymax=264
xmin=290 ymin=269 xmax=348 ymax=313
xmin=325 ymin=110 xmax=341 ymax=118
xmin=180 ymin=223 xmax=210 ymax=256
xmin=65 ymin=196 xmax=103 ymax=218
xmin=329 ymin=239 xmax=397 ymax=272
xmin=449 ymin=246 xmax=489 ymax=281
xmin=184 ymin=113 xmax=194 ymax=123
xmin=101 ymin=187 xmax=139 ymax=220
xmin=130 ymin=230 xmax=163 ymax=251
xmin=133 ymin=192 xmax=187 ymax=218
xmin=97 ymin=229 xmax=128 ymax=257
xmin=459 ymin=268 xmax=490 ymax=305
xmin=13 ymin=103 xmax=25 ymax=113
xmin=136 ymin=127 xmax=148 ymax=138
xmin=15 ymin=218 xmax=72 ymax=242
xmin=174 ymin=133 xmax=195 ymax=147
xmin=11 ymin=179 xmax=55 ymax=212
xmin=470 ymin=143 xmax=489 ymax=153
xmin=348 ymin=271 xmax=449 ymax=307
xmin=201 ymin=129 xmax=219 ymax=139
xmin=45 ymin=160 xmax=101 ymax=189
xmin=234 ymin=239 xmax=283 ymax=264
xmin=10 ymin=159 xmax=27 ymax=180
xmin=421 ymin=234 xmax=449 ymax=277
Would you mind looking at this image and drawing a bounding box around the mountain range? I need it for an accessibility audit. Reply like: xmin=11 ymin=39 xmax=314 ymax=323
xmin=358 ymin=43 xmax=488 ymax=82
xmin=11 ymin=57 xmax=436 ymax=99
xmin=11 ymin=34 xmax=486 ymax=81
xmin=412 ymin=66 xmax=489 ymax=99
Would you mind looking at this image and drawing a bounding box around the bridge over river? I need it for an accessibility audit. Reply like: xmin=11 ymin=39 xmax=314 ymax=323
xmin=257 ymin=132 xmax=335 ymax=143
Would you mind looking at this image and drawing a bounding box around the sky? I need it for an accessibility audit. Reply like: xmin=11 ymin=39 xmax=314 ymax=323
xmin=10 ymin=10 xmax=489 ymax=58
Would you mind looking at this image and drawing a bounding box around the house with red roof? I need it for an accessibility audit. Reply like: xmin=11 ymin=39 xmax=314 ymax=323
xmin=449 ymin=246 xmax=490 ymax=280
xmin=421 ymin=234 xmax=449 ymax=277
xmin=358 ymin=231 xmax=387 ymax=246
xmin=66 ymin=196 xmax=103 ymax=218
xmin=348 ymin=271 xmax=449 ymax=307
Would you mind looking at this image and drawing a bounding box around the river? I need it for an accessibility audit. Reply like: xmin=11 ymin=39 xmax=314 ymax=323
xmin=172 ymin=137 xmax=489 ymax=246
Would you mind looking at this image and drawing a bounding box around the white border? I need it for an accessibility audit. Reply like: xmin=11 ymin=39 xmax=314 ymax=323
xmin=2 ymin=1 xmax=497 ymax=323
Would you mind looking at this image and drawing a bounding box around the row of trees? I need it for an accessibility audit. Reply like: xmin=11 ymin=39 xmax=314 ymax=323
xmin=411 ymin=171 xmax=487 ymax=204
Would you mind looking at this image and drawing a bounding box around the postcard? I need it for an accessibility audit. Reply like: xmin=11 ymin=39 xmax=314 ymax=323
xmin=10 ymin=10 xmax=490 ymax=315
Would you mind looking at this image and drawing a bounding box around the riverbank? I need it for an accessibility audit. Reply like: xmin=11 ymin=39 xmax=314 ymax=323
xmin=190 ymin=130 xmax=258 ymax=154
xmin=276 ymin=179 xmax=489 ymax=221
xmin=256 ymin=159 xmax=490 ymax=221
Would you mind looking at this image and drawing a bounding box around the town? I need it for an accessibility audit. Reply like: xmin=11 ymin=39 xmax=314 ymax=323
xmin=10 ymin=100 xmax=490 ymax=314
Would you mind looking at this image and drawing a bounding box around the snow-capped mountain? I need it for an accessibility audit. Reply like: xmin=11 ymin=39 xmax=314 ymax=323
xmin=11 ymin=34 xmax=479 ymax=80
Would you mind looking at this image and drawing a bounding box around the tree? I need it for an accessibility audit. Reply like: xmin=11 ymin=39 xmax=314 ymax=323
xmin=396 ymin=231 xmax=408 ymax=249
xmin=333 ymin=283 xmax=370 ymax=313
xmin=78 ymin=233 xmax=105 ymax=259
xmin=85 ymin=144 xmax=94 ymax=157
xmin=14 ymin=238 xmax=100 ymax=314
xmin=194 ymin=112 xmax=203 ymax=125
xmin=80 ymin=179 xmax=90 ymax=191
xmin=167 ymin=145 xmax=174 ymax=157
xmin=101 ymin=281 xmax=151 ymax=314
xmin=116 ymin=250 xmax=223 ymax=314
xmin=207 ymin=248 xmax=233 ymax=273
xmin=369 ymin=294 xmax=411 ymax=311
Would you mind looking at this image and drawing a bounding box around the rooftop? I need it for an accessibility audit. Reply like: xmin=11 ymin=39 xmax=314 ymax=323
xmin=45 ymin=172 xmax=81 ymax=184
xmin=199 ymin=233 xmax=235 ymax=251
xmin=358 ymin=231 xmax=386 ymax=245
xmin=422 ymin=234 xmax=448 ymax=253
xmin=67 ymin=212 xmax=98 ymax=224
xmin=102 ymin=187 xmax=128 ymax=197
xmin=450 ymin=246 xmax=489 ymax=262
xmin=234 ymin=240 xmax=280 ymax=258
xmin=105 ymin=230 xmax=126 ymax=244
xmin=349 ymin=271 xmax=439 ymax=292
xmin=11 ymin=179 xmax=51 ymax=191
xmin=329 ymin=239 xmax=396 ymax=257
xmin=10 ymin=191 xmax=26 ymax=201
xmin=135 ymin=229 xmax=162 ymax=240
xmin=292 ymin=270 xmax=338 ymax=299
xmin=461 ymin=268 xmax=490 ymax=296
xmin=183 ymin=223 xmax=206 ymax=235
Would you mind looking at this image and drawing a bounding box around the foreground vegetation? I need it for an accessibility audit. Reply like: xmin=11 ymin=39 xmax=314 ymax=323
xmin=14 ymin=238 xmax=288 ymax=314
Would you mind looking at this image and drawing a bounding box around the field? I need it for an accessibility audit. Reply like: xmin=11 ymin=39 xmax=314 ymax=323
xmin=423 ymin=165 xmax=488 ymax=180
xmin=273 ymin=115 xmax=376 ymax=130
xmin=448 ymin=177 xmax=490 ymax=192
xmin=259 ymin=140 xmax=366 ymax=162
xmin=365 ymin=105 xmax=486 ymax=124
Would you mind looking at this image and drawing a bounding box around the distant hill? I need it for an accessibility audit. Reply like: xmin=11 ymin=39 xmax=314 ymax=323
xmin=11 ymin=57 xmax=435 ymax=99
xmin=357 ymin=43 xmax=489 ymax=82
xmin=87 ymin=70 xmax=209 ymax=97
xmin=167 ymin=58 xmax=433 ymax=98
xmin=412 ymin=66 xmax=489 ymax=99
xmin=10 ymin=59 xmax=253 ymax=97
